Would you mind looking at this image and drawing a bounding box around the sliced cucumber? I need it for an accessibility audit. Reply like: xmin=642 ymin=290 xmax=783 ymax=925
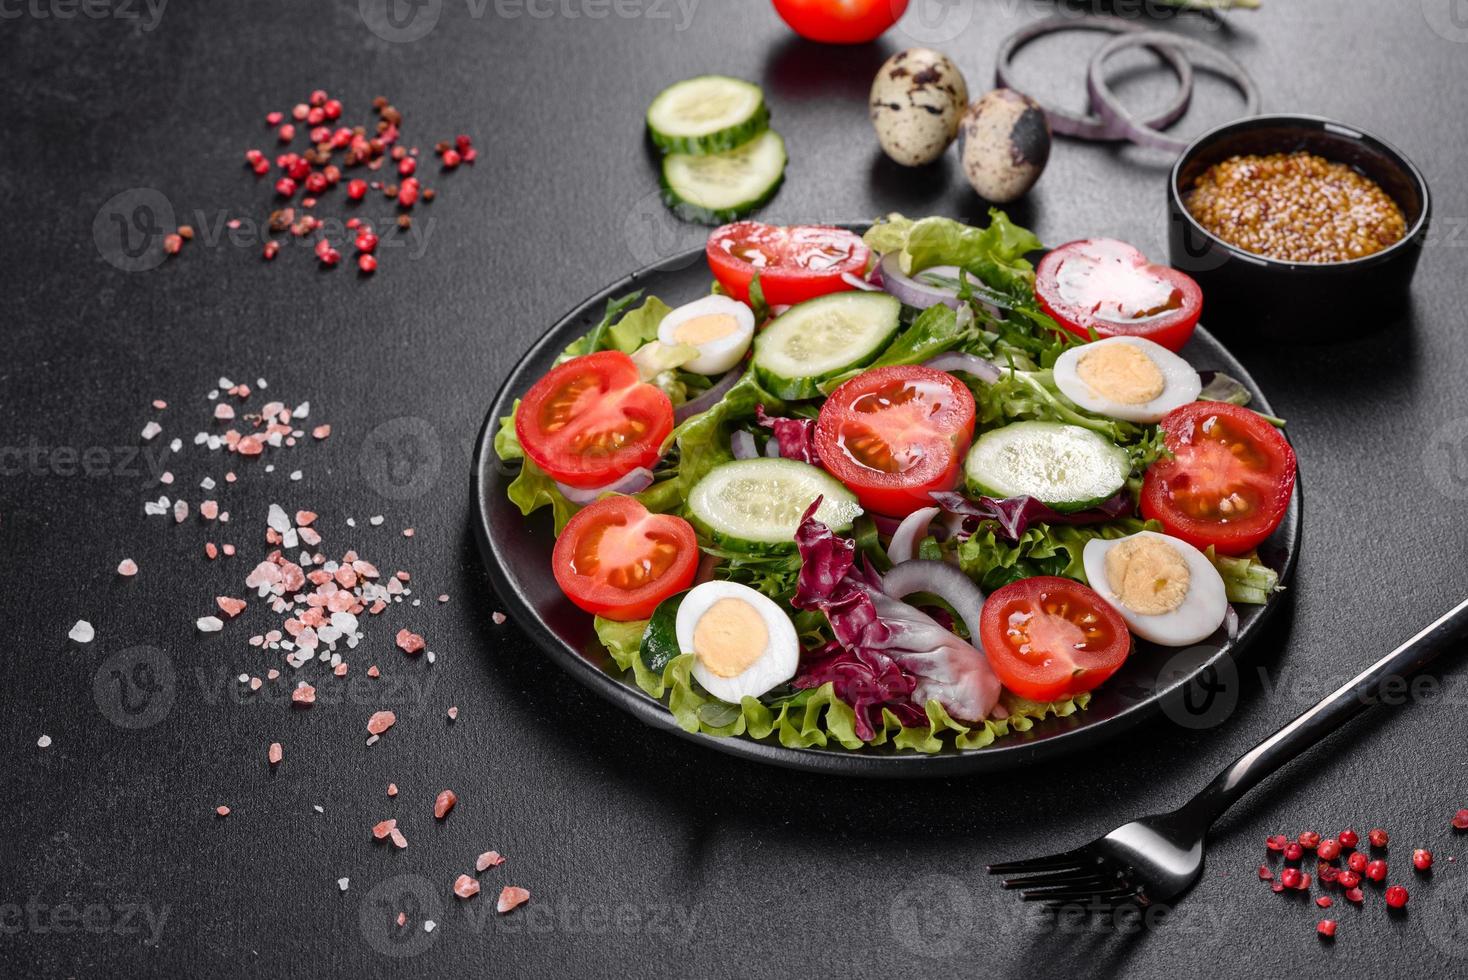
xmin=752 ymin=291 xmax=902 ymax=399
xmin=661 ymin=130 xmax=787 ymax=225
xmin=688 ymin=458 xmax=861 ymax=548
xmin=964 ymin=421 xmax=1129 ymax=512
xmin=647 ymin=75 xmax=769 ymax=155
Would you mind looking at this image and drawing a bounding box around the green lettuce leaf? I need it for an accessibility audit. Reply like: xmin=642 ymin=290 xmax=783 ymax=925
xmin=819 ymin=303 xmax=979 ymax=393
xmin=956 ymin=518 xmax=1154 ymax=591
xmin=593 ymin=614 xmax=1091 ymax=752
xmin=506 ymin=458 xmax=579 ymax=533
xmin=608 ymin=296 xmax=674 ymax=353
xmin=1207 ymin=547 xmax=1283 ymax=605
xmin=664 ymin=371 xmax=784 ymax=497
xmin=494 ymin=399 xmax=524 ymax=462
xmin=864 ymin=210 xmax=1042 ymax=294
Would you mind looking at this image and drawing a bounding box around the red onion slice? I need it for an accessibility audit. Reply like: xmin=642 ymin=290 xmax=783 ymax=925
xmin=730 ymin=429 xmax=758 ymax=460
xmin=995 ymin=16 xmax=1195 ymax=141
xmin=674 ymin=367 xmax=743 ymax=424
xmin=841 ymin=271 xmax=882 ymax=292
xmin=1088 ymin=31 xmax=1259 ymax=154
xmin=881 ymin=560 xmax=988 ymax=648
xmin=554 ymin=467 xmax=655 ymax=505
xmin=886 ymin=506 xmax=941 ymax=566
xmin=878 ymin=254 xmax=966 ymax=310
xmin=923 ymin=351 xmax=1002 ymax=384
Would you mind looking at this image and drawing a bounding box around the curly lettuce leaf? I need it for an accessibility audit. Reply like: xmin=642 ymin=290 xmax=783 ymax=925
xmin=864 ymin=210 xmax=1042 ymax=292
xmin=494 ymin=399 xmax=524 ymax=462
xmin=956 ymin=518 xmax=1153 ymax=591
xmin=593 ymin=616 xmax=1088 ymax=752
xmin=1207 ymin=547 xmax=1283 ymax=605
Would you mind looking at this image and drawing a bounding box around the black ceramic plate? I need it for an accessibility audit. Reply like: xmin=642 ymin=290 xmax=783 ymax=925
xmin=470 ymin=233 xmax=1301 ymax=777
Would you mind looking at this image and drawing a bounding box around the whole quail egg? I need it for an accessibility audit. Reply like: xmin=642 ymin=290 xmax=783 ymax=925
xmin=957 ymin=88 xmax=1051 ymax=203
xmin=869 ymin=48 xmax=969 ymax=167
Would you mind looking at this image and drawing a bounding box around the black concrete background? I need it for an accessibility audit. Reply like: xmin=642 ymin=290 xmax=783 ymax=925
xmin=3 ymin=0 xmax=1468 ymax=976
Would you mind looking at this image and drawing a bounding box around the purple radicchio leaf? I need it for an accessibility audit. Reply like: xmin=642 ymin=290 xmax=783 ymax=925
xmin=755 ymin=404 xmax=820 ymax=465
xmin=790 ymin=501 xmax=1003 ymax=737
xmin=929 ymin=490 xmax=1135 ymax=542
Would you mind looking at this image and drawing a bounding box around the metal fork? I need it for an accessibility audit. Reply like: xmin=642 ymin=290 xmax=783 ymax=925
xmin=988 ymin=597 xmax=1468 ymax=912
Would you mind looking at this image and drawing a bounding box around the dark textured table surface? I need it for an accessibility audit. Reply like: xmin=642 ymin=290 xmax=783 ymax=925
xmin=4 ymin=1 xmax=1468 ymax=977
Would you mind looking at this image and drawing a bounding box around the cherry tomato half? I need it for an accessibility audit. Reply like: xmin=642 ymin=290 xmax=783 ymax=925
xmin=515 ymin=350 xmax=673 ymax=489
xmin=978 ymin=576 xmax=1132 ymax=702
xmin=770 ymin=0 xmax=908 ymax=44
xmin=1141 ymin=401 xmax=1296 ymax=556
xmin=706 ymin=221 xmax=871 ymax=307
xmin=1035 ymin=239 xmax=1203 ymax=352
xmin=814 ymin=365 xmax=975 ymax=517
xmin=552 ymin=496 xmax=698 ymax=621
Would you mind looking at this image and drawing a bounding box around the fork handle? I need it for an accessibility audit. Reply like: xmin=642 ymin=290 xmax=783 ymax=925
xmin=1179 ymin=596 xmax=1468 ymax=829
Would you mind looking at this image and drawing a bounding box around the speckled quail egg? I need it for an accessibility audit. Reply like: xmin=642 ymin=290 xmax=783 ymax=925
xmin=869 ymin=48 xmax=970 ymax=167
xmin=1054 ymin=336 xmax=1202 ymax=424
xmin=1083 ymin=531 xmax=1228 ymax=646
xmin=676 ymin=581 xmax=799 ymax=703
xmin=656 ymin=295 xmax=755 ymax=375
xmin=957 ymin=88 xmax=1051 ymax=203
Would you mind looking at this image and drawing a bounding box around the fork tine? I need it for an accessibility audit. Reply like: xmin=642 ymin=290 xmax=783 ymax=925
xmin=1030 ymin=886 xmax=1137 ymax=906
xmin=1000 ymin=870 xmax=1108 ymax=891
xmin=985 ymin=851 xmax=1089 ymax=875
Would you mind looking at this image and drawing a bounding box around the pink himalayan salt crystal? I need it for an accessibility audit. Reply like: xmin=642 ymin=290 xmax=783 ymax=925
xmin=476 ymin=851 xmax=504 ymax=872
xmin=117 ymin=559 xmax=138 ymax=577
xmin=497 ymin=887 xmax=530 ymax=914
xmin=453 ymin=875 xmax=481 ymax=900
xmin=367 ymin=710 xmax=396 ymax=736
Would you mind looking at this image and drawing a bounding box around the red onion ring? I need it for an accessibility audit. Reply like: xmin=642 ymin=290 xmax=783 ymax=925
xmin=923 ymin=352 xmax=1002 ymax=384
xmin=840 ymin=271 xmax=882 ymax=292
xmin=878 ymin=254 xmax=965 ymax=310
xmin=886 ymin=506 xmax=941 ymax=566
xmin=1088 ymin=31 xmax=1260 ymax=154
xmin=554 ymin=467 xmax=655 ymax=505
xmin=880 ymin=560 xmax=988 ymax=646
xmin=730 ymin=429 xmax=758 ymax=460
xmin=674 ymin=367 xmax=743 ymax=424
xmin=995 ymin=16 xmax=1195 ymax=141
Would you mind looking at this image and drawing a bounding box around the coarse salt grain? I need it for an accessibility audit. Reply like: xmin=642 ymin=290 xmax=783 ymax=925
xmin=447 ymin=706 xmax=458 ymax=721
xmin=268 ymin=742 xmax=283 ymax=765
xmin=216 ymin=805 xmax=231 ymax=817
xmin=453 ymin=875 xmax=481 ymax=899
xmin=497 ymin=887 xmax=530 ymax=914
xmin=367 ymin=710 xmax=397 ymax=735
xmin=141 ymin=421 xmax=162 ymax=441
xmin=423 ymin=920 xmax=436 ymax=933
xmin=117 ymin=559 xmax=138 ymax=577
xmin=37 ymin=735 xmax=52 ymax=749
xmin=387 ymin=783 xmax=398 ymax=797
xmin=434 ymin=790 xmax=457 ymax=820
xmin=492 ymin=611 xmax=506 ymax=625
xmin=69 ymin=620 xmax=95 ymax=643
xmin=476 ymin=851 xmax=504 ymax=871
xmin=338 ymin=878 xmax=350 ymax=892
xmin=373 ymin=819 xmax=397 ymax=839
xmin=197 ymin=616 xmax=224 ymax=633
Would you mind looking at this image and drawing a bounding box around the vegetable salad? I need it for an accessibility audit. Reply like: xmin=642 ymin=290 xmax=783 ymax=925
xmin=495 ymin=211 xmax=1295 ymax=753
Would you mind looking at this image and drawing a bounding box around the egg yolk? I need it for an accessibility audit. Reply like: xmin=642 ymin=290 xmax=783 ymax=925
xmin=672 ymin=313 xmax=739 ymax=346
xmin=692 ymin=597 xmax=768 ymax=678
xmin=1104 ymin=536 xmax=1191 ymax=616
xmin=1076 ymin=343 xmax=1166 ymax=405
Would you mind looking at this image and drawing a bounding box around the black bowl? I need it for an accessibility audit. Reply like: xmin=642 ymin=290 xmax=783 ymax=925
xmin=1167 ymin=114 xmax=1431 ymax=343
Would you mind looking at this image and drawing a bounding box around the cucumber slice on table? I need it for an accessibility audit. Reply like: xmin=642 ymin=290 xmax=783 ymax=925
xmin=964 ymin=421 xmax=1130 ymax=512
xmin=752 ymin=291 xmax=902 ymax=399
xmin=661 ymin=129 xmax=787 ymax=225
xmin=688 ymin=458 xmax=861 ymax=548
xmin=647 ymin=75 xmax=769 ymax=155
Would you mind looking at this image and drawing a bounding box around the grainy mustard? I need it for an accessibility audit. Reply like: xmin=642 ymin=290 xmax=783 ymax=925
xmin=1185 ymin=151 xmax=1407 ymax=263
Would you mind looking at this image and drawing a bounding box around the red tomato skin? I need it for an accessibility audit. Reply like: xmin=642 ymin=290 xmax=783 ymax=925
xmin=1141 ymin=402 xmax=1296 ymax=556
xmin=552 ymin=496 xmax=698 ymax=621
xmin=978 ymin=576 xmax=1131 ymax=702
xmin=1035 ymin=239 xmax=1203 ymax=353
xmin=515 ymin=351 xmax=673 ymax=489
xmin=706 ymin=222 xmax=870 ymax=307
xmin=770 ymin=0 xmax=908 ymax=43
xmin=814 ymin=365 xmax=975 ymax=518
